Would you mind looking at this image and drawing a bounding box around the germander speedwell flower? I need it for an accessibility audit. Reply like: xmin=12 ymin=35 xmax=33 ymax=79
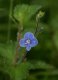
xmin=19 ymin=32 xmax=38 ymax=51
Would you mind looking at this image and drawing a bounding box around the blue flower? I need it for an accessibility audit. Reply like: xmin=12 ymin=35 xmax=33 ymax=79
xmin=19 ymin=32 xmax=38 ymax=51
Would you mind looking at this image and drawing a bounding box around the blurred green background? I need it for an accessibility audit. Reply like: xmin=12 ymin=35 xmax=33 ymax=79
xmin=0 ymin=0 xmax=58 ymax=80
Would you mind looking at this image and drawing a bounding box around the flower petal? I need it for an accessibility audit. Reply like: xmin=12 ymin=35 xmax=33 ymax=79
xmin=26 ymin=45 xmax=31 ymax=51
xmin=24 ymin=32 xmax=34 ymax=40
xmin=19 ymin=39 xmax=25 ymax=47
xmin=31 ymin=38 xmax=38 ymax=47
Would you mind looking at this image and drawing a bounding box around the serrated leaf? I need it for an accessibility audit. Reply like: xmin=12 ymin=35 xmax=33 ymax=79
xmin=14 ymin=4 xmax=41 ymax=23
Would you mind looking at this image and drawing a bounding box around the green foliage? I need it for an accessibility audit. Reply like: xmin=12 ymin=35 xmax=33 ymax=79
xmin=14 ymin=4 xmax=41 ymax=24
xmin=0 ymin=0 xmax=58 ymax=80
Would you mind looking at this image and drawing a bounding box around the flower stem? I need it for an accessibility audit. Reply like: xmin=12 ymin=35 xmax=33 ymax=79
xmin=13 ymin=21 xmax=25 ymax=65
xmin=34 ymin=11 xmax=45 ymax=36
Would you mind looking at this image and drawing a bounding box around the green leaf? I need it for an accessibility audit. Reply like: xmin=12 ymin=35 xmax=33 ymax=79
xmin=14 ymin=4 xmax=41 ymax=23
xmin=0 ymin=43 xmax=16 ymax=63
xmin=11 ymin=62 xmax=32 ymax=80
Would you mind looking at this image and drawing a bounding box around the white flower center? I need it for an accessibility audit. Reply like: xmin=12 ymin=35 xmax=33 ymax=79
xmin=25 ymin=39 xmax=30 ymax=44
